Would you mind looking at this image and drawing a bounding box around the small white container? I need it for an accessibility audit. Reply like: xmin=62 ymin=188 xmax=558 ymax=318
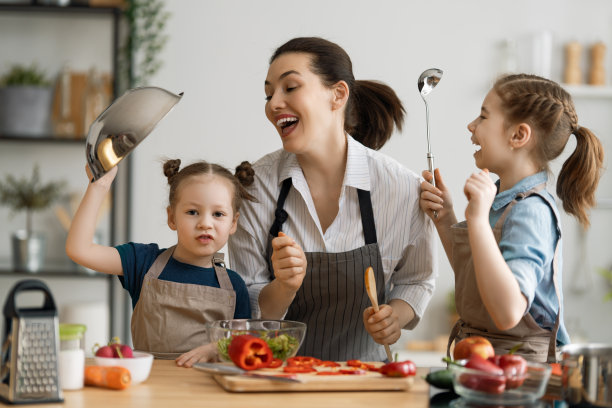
xmin=58 ymin=324 xmax=86 ymax=390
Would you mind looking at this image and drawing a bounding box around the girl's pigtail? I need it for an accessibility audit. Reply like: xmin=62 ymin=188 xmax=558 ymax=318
xmin=556 ymin=125 xmax=604 ymax=227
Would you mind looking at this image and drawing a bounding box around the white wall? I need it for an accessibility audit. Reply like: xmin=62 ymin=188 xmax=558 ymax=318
xmin=2 ymin=0 xmax=611 ymax=347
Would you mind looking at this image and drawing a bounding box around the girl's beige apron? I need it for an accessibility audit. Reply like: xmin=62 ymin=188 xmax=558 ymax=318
xmin=131 ymin=247 xmax=236 ymax=359
xmin=447 ymin=184 xmax=561 ymax=363
xmin=267 ymin=178 xmax=387 ymax=362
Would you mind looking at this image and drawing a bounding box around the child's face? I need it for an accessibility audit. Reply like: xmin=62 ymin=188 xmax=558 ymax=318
xmin=467 ymin=89 xmax=514 ymax=173
xmin=167 ymin=174 xmax=238 ymax=266
xmin=264 ymin=52 xmax=338 ymax=154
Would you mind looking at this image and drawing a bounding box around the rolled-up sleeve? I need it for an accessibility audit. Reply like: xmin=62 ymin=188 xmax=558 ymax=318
xmin=388 ymin=198 xmax=438 ymax=330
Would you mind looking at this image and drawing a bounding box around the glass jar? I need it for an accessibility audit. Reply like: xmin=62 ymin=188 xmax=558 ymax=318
xmin=58 ymin=323 xmax=86 ymax=390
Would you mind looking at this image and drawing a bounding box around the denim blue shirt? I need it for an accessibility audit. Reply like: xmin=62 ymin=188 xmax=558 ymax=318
xmin=489 ymin=172 xmax=570 ymax=346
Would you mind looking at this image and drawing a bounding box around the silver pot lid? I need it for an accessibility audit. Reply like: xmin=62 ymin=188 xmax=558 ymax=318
xmin=85 ymin=86 xmax=183 ymax=180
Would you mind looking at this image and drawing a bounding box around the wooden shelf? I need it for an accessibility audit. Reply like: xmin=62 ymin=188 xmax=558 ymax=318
xmin=0 ymin=258 xmax=108 ymax=278
xmin=563 ymin=85 xmax=612 ymax=98
xmin=0 ymin=135 xmax=85 ymax=144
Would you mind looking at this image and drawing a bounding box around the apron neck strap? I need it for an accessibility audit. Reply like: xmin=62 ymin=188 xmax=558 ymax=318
xmin=212 ymin=253 xmax=233 ymax=290
xmin=146 ymin=246 xmax=175 ymax=279
xmin=357 ymin=189 xmax=377 ymax=245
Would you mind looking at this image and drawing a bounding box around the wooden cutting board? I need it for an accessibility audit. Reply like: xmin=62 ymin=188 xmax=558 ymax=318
xmin=211 ymin=362 xmax=415 ymax=393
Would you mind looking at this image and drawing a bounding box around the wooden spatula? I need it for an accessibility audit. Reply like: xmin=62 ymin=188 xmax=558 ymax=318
xmin=365 ymin=266 xmax=394 ymax=362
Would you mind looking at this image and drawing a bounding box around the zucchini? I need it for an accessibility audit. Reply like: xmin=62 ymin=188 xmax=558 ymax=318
xmin=425 ymin=368 xmax=454 ymax=390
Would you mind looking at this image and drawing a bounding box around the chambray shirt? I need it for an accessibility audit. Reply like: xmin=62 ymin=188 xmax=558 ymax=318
xmin=228 ymin=134 xmax=437 ymax=326
xmin=490 ymin=172 xmax=570 ymax=345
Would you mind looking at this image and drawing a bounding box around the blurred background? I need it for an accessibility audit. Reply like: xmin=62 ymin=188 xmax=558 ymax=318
xmin=1 ymin=0 xmax=611 ymax=357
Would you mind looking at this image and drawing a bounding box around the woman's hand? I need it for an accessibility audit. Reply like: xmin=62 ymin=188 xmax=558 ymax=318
xmin=463 ymin=169 xmax=496 ymax=222
xmin=175 ymin=343 xmax=218 ymax=368
xmin=271 ymin=231 xmax=307 ymax=292
xmin=362 ymin=304 xmax=401 ymax=346
xmin=420 ymin=168 xmax=454 ymax=223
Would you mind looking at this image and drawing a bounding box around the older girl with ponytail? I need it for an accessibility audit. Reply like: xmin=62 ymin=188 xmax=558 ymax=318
xmin=420 ymin=73 xmax=604 ymax=362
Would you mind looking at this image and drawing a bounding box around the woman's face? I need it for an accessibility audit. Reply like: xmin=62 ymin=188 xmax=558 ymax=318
xmin=264 ymin=52 xmax=337 ymax=154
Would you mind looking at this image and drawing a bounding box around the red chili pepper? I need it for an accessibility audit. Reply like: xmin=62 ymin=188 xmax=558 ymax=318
xmin=379 ymin=360 xmax=417 ymax=377
xmin=227 ymin=334 xmax=273 ymax=371
xmin=492 ymin=354 xmax=528 ymax=389
xmin=267 ymin=358 xmax=283 ymax=368
xmin=460 ymin=354 xmax=506 ymax=394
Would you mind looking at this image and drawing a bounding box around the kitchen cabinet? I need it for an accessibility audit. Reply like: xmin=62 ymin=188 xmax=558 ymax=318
xmin=0 ymin=4 xmax=131 ymax=342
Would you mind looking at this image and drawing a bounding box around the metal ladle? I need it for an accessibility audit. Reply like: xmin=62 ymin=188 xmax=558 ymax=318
xmin=418 ymin=68 xmax=443 ymax=186
xmin=418 ymin=68 xmax=443 ymax=216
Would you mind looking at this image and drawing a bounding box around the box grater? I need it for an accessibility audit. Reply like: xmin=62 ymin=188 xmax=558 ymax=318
xmin=0 ymin=279 xmax=63 ymax=404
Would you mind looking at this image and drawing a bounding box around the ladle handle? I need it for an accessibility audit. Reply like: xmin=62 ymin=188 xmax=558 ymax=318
xmin=427 ymin=153 xmax=436 ymax=188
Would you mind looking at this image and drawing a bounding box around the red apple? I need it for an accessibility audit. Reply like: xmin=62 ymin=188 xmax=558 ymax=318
xmin=453 ymin=336 xmax=495 ymax=360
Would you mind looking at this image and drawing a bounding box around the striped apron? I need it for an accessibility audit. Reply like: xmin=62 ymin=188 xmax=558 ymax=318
xmin=447 ymin=184 xmax=561 ymax=363
xmin=267 ymin=178 xmax=387 ymax=362
xmin=131 ymin=247 xmax=236 ymax=359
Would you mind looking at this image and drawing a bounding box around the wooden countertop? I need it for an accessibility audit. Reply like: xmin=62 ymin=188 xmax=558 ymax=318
xmin=2 ymin=360 xmax=432 ymax=408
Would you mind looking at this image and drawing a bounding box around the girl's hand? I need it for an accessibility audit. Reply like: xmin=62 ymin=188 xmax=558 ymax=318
xmin=175 ymin=343 xmax=218 ymax=368
xmin=271 ymin=231 xmax=307 ymax=292
xmin=420 ymin=168 xmax=453 ymax=222
xmin=87 ymin=164 xmax=118 ymax=190
xmin=464 ymin=169 xmax=496 ymax=221
xmin=362 ymin=304 xmax=401 ymax=346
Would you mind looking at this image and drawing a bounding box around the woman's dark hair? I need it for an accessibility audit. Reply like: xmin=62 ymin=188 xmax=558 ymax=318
xmin=493 ymin=73 xmax=605 ymax=227
xmin=270 ymin=37 xmax=405 ymax=150
xmin=163 ymin=159 xmax=256 ymax=214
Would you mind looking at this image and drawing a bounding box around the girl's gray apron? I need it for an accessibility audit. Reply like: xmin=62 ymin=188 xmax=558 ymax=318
xmin=447 ymin=184 xmax=561 ymax=363
xmin=131 ymin=246 xmax=236 ymax=359
xmin=267 ymin=178 xmax=386 ymax=361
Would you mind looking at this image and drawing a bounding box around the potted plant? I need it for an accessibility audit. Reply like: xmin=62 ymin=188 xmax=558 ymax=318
xmin=0 ymin=165 xmax=66 ymax=272
xmin=0 ymin=63 xmax=54 ymax=137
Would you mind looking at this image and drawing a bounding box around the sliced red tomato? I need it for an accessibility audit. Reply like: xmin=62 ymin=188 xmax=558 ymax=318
xmin=283 ymin=365 xmax=317 ymax=374
xmin=267 ymin=358 xmax=283 ymax=368
xmin=286 ymin=356 xmax=322 ymax=367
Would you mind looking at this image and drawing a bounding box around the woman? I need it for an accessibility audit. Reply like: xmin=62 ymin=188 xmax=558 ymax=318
xmin=228 ymin=37 xmax=437 ymax=361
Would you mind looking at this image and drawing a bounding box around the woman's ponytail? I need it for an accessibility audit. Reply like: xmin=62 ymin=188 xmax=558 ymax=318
xmin=348 ymin=80 xmax=405 ymax=150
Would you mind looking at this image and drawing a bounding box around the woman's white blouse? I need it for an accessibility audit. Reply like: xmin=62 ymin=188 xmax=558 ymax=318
xmin=228 ymin=135 xmax=438 ymax=329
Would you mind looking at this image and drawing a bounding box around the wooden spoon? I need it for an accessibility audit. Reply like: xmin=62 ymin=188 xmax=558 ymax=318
xmin=365 ymin=266 xmax=394 ymax=362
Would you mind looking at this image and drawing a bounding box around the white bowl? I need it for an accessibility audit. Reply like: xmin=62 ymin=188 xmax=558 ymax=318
xmin=92 ymin=351 xmax=154 ymax=384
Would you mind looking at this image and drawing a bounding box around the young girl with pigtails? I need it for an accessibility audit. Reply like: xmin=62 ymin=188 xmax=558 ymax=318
xmin=420 ymin=73 xmax=604 ymax=362
xmin=67 ymin=159 xmax=257 ymax=367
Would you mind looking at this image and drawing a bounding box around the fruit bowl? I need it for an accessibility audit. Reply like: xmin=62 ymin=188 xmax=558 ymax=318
xmin=449 ymin=360 xmax=552 ymax=405
xmin=206 ymin=319 xmax=306 ymax=362
xmin=93 ymin=351 xmax=154 ymax=384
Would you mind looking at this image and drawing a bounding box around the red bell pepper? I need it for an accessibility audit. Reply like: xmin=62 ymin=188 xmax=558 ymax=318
xmin=286 ymin=356 xmax=322 ymax=367
xmin=267 ymin=358 xmax=283 ymax=368
xmin=494 ymin=354 xmax=528 ymax=389
xmin=379 ymin=360 xmax=417 ymax=377
xmin=459 ymin=354 xmax=506 ymax=394
xmin=227 ymin=334 xmax=273 ymax=371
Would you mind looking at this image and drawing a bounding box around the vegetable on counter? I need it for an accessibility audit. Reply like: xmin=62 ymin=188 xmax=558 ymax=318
xmin=379 ymin=360 xmax=417 ymax=377
xmin=217 ymin=333 xmax=300 ymax=361
xmin=84 ymin=366 xmax=131 ymax=390
xmin=459 ymin=354 xmax=506 ymax=394
xmin=425 ymin=368 xmax=454 ymax=390
xmin=227 ymin=334 xmax=273 ymax=371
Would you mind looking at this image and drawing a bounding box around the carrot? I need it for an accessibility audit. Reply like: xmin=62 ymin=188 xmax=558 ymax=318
xmin=84 ymin=366 xmax=131 ymax=390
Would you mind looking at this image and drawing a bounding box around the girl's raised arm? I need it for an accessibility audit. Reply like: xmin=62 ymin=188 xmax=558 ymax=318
xmin=65 ymin=166 xmax=123 ymax=275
